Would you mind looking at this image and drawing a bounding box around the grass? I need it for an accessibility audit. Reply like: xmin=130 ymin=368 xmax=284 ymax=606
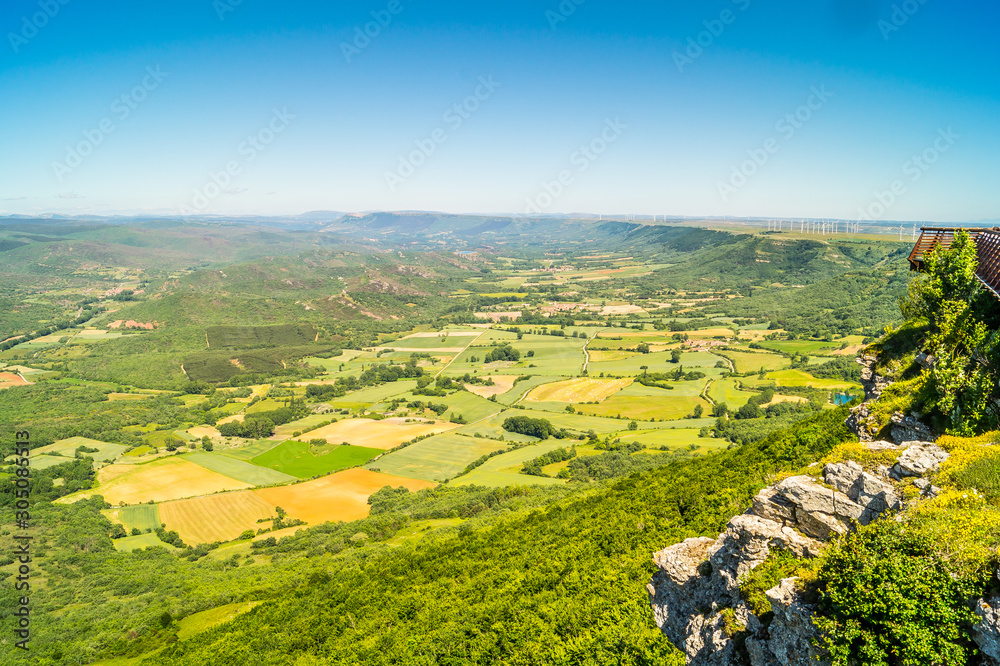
xmin=302 ymin=418 xmax=456 ymax=450
xmin=159 ymin=491 xmax=276 ymax=544
xmin=452 ymin=442 xmax=570 ymax=487
xmin=576 ymin=395 xmax=710 ymax=421
xmin=176 ymin=601 xmax=265 ymax=641
xmin=744 ymin=369 xmax=856 ymax=389
xmin=617 ymin=428 xmax=729 ymax=454
xmin=366 ymin=433 xmax=506 ymax=482
xmin=715 ymin=350 xmax=788 ymax=374
xmin=495 ymin=375 xmax=559 ymax=405
xmin=251 ymin=440 xmax=381 ymax=478
xmin=329 ymin=380 xmax=419 ymax=405
xmin=105 ymin=504 xmax=161 ymax=532
xmin=271 ymin=413 xmax=337 ymax=440
xmin=59 ymin=457 xmax=253 ymax=505
xmin=708 ymin=378 xmax=759 ymax=409
xmin=111 ymin=533 xmax=178 ymax=552
xmin=524 ymin=377 xmax=632 ymax=403
xmin=587 ymin=350 xmax=722 ymax=376
xmin=447 ymin=334 xmax=587 ymax=377
xmin=32 ymin=436 xmax=128 ymax=462
xmin=758 ymin=339 xmax=843 ymax=355
xmin=184 ymin=451 xmax=297 ymax=485
xmin=252 ymin=468 xmax=437 ymax=524
xmin=220 ymin=439 xmax=284 ymax=461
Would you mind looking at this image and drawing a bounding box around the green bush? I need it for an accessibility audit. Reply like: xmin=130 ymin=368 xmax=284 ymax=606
xmin=814 ymin=518 xmax=982 ymax=666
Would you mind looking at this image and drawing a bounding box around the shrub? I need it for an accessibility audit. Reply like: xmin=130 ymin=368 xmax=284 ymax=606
xmin=814 ymin=517 xmax=983 ymax=666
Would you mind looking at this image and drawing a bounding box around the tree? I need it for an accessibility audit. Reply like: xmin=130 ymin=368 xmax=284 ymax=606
xmin=636 ymin=343 xmax=650 ymax=354
xmin=670 ymin=350 xmax=682 ymax=364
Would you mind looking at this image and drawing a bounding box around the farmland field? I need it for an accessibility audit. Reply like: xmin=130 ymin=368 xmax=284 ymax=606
xmin=272 ymin=413 xmax=337 ymax=440
xmin=219 ymin=439 xmax=283 ymax=461
xmin=525 ymin=377 xmax=632 ymax=403
xmin=250 ymin=440 xmax=381 ymax=478
xmin=177 ymin=601 xmax=265 ymax=641
xmin=452 ymin=442 xmax=570 ymax=487
xmin=105 ymin=504 xmax=161 ymax=532
xmin=253 ymin=468 xmax=437 ymax=524
xmin=715 ymin=350 xmax=788 ymax=374
xmin=707 ymin=378 xmax=759 ymax=408
xmin=112 ymin=533 xmax=178 ymax=552
xmin=32 ymin=437 xmax=129 ymax=463
xmin=367 ymin=433 xmax=506 ymax=481
xmin=60 ymin=457 xmax=254 ymax=505
xmin=757 ymin=339 xmax=843 ymax=355
xmin=330 ymin=380 xmax=419 ymax=405
xmin=159 ymin=491 xmax=277 ymax=544
xmin=576 ymin=394 xmax=710 ymax=421
xmin=303 ymin=418 xmax=456 ymax=449
xmin=745 ymin=369 xmax=857 ymax=389
xmin=185 ymin=451 xmax=297 ymax=485
xmin=464 ymin=375 xmax=517 ymax=398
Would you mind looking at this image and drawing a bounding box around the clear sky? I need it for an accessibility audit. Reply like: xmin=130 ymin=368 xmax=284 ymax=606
xmin=0 ymin=0 xmax=997 ymax=221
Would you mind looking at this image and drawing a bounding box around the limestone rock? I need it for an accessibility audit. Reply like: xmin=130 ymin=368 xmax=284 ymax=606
xmin=891 ymin=412 xmax=936 ymax=444
xmin=864 ymin=440 xmax=899 ymax=451
xmin=746 ymin=578 xmax=831 ymax=666
xmin=772 ymin=476 xmax=865 ymax=540
xmin=972 ymin=597 xmax=1000 ymax=665
xmin=845 ymin=402 xmax=877 ymax=442
xmin=858 ymin=355 xmax=891 ymax=401
xmin=823 ymin=461 xmax=900 ymax=522
xmin=750 ymin=487 xmax=796 ymax=527
xmin=649 ymin=537 xmax=717 ymax=648
xmin=894 ymin=442 xmax=949 ymax=477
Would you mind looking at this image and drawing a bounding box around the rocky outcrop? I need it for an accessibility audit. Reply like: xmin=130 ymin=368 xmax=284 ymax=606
xmin=893 ymin=442 xmax=949 ymax=477
xmin=973 ymin=597 xmax=1000 ymax=664
xmin=858 ymin=354 xmax=891 ymax=402
xmin=649 ymin=458 xmax=915 ymax=665
xmin=745 ymin=578 xmax=829 ymax=666
xmin=890 ymin=412 xmax=937 ymax=444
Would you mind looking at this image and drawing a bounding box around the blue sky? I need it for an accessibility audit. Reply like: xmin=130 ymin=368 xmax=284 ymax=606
xmin=0 ymin=0 xmax=997 ymax=221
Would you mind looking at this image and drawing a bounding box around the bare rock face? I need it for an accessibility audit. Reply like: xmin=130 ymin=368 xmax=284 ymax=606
xmin=769 ymin=476 xmax=865 ymax=540
xmin=822 ymin=461 xmax=900 ymax=523
xmin=973 ymin=597 xmax=1000 ymax=665
xmin=864 ymin=440 xmax=899 ymax=451
xmin=649 ymin=515 xmax=821 ymax=665
xmin=894 ymin=442 xmax=949 ymax=477
xmin=845 ymin=402 xmax=877 ymax=442
xmin=858 ymin=355 xmax=891 ymax=402
xmin=746 ymin=578 xmax=831 ymax=666
xmin=891 ymin=412 xmax=936 ymax=444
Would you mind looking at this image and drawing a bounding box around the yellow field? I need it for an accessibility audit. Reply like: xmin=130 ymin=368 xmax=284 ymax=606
xmin=587 ymin=350 xmax=635 ymax=362
xmin=59 ymin=458 xmax=252 ymax=505
xmin=525 ymin=377 xmax=632 ymax=403
xmin=160 ymin=492 xmax=276 ymax=544
xmin=763 ymin=395 xmax=809 ymax=407
xmin=304 ymin=418 xmax=456 ymax=450
xmin=217 ymin=414 xmax=245 ymax=425
xmin=187 ymin=426 xmax=221 ymax=439
xmin=253 ymin=468 xmax=436 ymax=524
xmin=464 ymin=375 xmax=517 ymax=398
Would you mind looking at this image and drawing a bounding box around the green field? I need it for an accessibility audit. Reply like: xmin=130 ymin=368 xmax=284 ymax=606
xmin=330 ymin=380 xmax=419 ymax=405
xmin=587 ymin=350 xmax=723 ymax=376
xmin=446 ymin=335 xmax=587 ymax=376
xmin=757 ymin=339 xmax=843 ymax=355
xmin=744 ymin=369 xmax=857 ymax=389
xmin=715 ymin=350 xmax=788 ymax=374
xmin=707 ymin=378 xmax=759 ymax=408
xmin=577 ymin=394 xmax=710 ymax=421
xmin=111 ymin=533 xmax=178 ymax=552
xmin=32 ymin=437 xmax=129 ymax=463
xmin=367 ymin=433 xmax=506 ymax=482
xmin=176 ymin=601 xmax=265 ymax=641
xmin=391 ymin=389 xmax=501 ymax=424
xmin=112 ymin=504 xmax=162 ymax=532
xmin=250 ymin=440 xmax=382 ymax=478
xmin=272 ymin=413 xmax=338 ymax=440
xmin=452 ymin=441 xmax=570 ymax=488
xmin=495 ymin=376 xmax=558 ymax=405
xmin=184 ymin=451 xmax=297 ymax=486
xmin=218 ymin=439 xmax=283 ymax=461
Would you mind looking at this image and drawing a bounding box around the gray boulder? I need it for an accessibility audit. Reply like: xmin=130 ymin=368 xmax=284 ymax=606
xmin=894 ymin=442 xmax=949 ymax=477
xmin=891 ymin=412 xmax=936 ymax=444
xmin=747 ymin=578 xmax=831 ymax=666
xmin=973 ymin=597 xmax=1000 ymax=665
xmin=823 ymin=461 xmax=900 ymax=522
xmin=771 ymin=476 xmax=865 ymax=540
